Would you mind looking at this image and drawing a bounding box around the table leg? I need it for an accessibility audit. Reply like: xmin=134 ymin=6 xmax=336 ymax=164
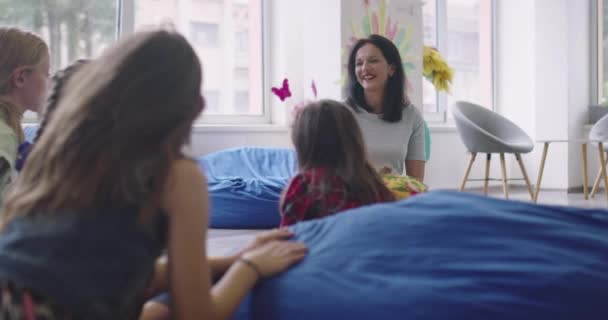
xmin=582 ymin=143 xmax=589 ymax=200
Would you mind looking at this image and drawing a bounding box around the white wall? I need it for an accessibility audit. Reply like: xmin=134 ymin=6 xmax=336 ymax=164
xmin=567 ymin=0 xmax=593 ymax=189
xmin=495 ymin=0 xmax=537 ymax=187
xmin=533 ymin=0 xmax=570 ymax=189
xmin=496 ymin=0 xmax=592 ymax=190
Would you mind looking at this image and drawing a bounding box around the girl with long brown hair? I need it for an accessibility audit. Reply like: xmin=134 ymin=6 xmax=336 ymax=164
xmin=280 ymin=99 xmax=394 ymax=226
xmin=0 ymin=30 xmax=306 ymax=319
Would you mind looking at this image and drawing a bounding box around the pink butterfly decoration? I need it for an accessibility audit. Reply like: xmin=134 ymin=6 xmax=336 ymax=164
xmin=311 ymin=80 xmax=318 ymax=99
xmin=271 ymin=78 xmax=292 ymax=102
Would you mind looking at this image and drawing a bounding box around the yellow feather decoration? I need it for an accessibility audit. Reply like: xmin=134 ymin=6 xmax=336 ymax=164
xmin=423 ymin=45 xmax=454 ymax=93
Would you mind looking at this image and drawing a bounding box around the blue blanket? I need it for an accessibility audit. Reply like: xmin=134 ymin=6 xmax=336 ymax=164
xmin=237 ymin=191 xmax=608 ymax=319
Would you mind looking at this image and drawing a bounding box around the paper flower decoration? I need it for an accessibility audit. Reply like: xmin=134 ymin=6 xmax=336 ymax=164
xmin=423 ymin=46 xmax=453 ymax=93
xmin=342 ymin=0 xmax=416 ymax=92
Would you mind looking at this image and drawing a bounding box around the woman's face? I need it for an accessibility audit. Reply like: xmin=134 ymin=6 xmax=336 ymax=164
xmin=20 ymin=54 xmax=50 ymax=113
xmin=355 ymin=43 xmax=395 ymax=92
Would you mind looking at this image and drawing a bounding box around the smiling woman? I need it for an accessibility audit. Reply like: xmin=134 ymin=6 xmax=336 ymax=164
xmin=345 ymin=34 xmax=426 ymax=182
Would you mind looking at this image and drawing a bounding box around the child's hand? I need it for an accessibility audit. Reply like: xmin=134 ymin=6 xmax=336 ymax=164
xmin=241 ymin=240 xmax=308 ymax=278
xmin=237 ymin=228 xmax=295 ymax=257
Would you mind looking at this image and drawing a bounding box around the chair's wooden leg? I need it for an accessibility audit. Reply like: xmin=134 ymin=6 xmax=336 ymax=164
xmin=591 ymin=167 xmax=603 ymax=198
xmin=582 ymin=143 xmax=589 ymax=200
xmin=533 ymin=142 xmax=550 ymax=202
xmin=591 ymin=152 xmax=607 ymax=198
xmin=484 ymin=153 xmax=491 ymax=195
xmin=499 ymin=153 xmax=509 ymax=199
xmin=599 ymin=143 xmax=608 ymax=202
xmin=459 ymin=153 xmax=476 ymax=191
xmin=515 ymin=154 xmax=534 ymax=200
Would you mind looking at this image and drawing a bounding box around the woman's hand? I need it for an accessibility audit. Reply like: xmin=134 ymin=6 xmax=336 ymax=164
xmin=240 ymin=240 xmax=308 ymax=278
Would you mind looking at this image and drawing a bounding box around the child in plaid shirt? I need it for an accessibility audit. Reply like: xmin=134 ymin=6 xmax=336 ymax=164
xmin=280 ymin=100 xmax=394 ymax=226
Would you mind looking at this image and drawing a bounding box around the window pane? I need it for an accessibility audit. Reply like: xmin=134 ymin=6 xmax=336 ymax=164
xmin=422 ymin=0 xmax=439 ymax=113
xmin=601 ymin=0 xmax=608 ymax=103
xmin=446 ymin=0 xmax=493 ymax=114
xmin=133 ymin=0 xmax=263 ymax=116
xmin=0 ymin=0 xmax=117 ymax=71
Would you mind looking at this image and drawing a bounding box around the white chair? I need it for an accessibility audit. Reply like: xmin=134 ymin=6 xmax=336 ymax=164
xmin=452 ymin=101 xmax=535 ymax=199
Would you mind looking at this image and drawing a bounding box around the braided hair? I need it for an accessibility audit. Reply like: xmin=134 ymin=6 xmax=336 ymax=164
xmin=34 ymin=59 xmax=89 ymax=143
xmin=16 ymin=60 xmax=89 ymax=171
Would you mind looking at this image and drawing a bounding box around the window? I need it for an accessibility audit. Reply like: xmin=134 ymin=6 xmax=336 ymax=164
xmin=423 ymin=0 xmax=494 ymax=122
xmin=0 ymin=0 xmax=117 ymax=120
xmin=0 ymin=0 xmax=117 ymax=72
xmin=234 ymin=90 xmax=249 ymax=113
xmin=0 ymin=0 xmax=266 ymax=124
xmin=190 ymin=22 xmax=219 ymax=47
xmin=235 ymin=30 xmax=248 ymax=54
xmin=203 ymin=90 xmax=221 ymax=113
xmin=126 ymin=0 xmax=266 ymax=123
xmin=595 ymin=0 xmax=608 ymax=104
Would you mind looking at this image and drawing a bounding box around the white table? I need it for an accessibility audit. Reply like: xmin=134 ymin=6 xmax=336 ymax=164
xmin=534 ymin=139 xmax=606 ymax=202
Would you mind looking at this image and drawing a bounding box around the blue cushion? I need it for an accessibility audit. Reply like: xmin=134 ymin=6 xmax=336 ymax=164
xmin=199 ymin=147 xmax=297 ymax=229
xmin=236 ymin=191 xmax=608 ymax=319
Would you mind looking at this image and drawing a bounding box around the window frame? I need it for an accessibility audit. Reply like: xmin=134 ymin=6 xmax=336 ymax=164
xmin=118 ymin=0 xmax=271 ymax=125
xmin=592 ymin=0 xmax=601 ymax=105
xmin=423 ymin=0 xmax=497 ymax=123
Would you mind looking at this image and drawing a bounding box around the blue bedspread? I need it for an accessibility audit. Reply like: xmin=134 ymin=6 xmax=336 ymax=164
xmin=236 ymin=190 xmax=608 ymax=319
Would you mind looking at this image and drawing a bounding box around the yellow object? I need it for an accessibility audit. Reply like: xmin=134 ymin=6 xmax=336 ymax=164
xmin=382 ymin=174 xmax=428 ymax=200
xmin=423 ymin=46 xmax=454 ymax=93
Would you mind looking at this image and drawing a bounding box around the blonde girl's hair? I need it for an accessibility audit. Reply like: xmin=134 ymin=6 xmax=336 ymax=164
xmin=0 ymin=27 xmax=49 ymax=143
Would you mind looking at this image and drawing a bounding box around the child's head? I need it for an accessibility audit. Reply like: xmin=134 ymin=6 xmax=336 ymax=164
xmin=13 ymin=59 xmax=90 ymax=172
xmin=3 ymin=30 xmax=203 ymax=220
xmin=34 ymin=59 xmax=89 ymax=144
xmin=292 ymin=99 xmax=394 ymax=202
xmin=292 ymin=99 xmax=367 ymax=171
xmin=0 ymin=27 xmax=50 ymax=113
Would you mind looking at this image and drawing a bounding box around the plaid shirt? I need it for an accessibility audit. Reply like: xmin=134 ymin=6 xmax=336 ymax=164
xmin=280 ymin=167 xmax=390 ymax=226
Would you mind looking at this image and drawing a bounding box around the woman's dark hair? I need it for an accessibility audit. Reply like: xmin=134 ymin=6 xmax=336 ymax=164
xmin=292 ymin=99 xmax=394 ymax=203
xmin=345 ymin=34 xmax=409 ymax=123
xmin=34 ymin=59 xmax=89 ymax=144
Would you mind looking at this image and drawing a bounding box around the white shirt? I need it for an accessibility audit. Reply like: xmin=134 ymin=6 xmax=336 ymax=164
xmin=352 ymin=105 xmax=426 ymax=175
